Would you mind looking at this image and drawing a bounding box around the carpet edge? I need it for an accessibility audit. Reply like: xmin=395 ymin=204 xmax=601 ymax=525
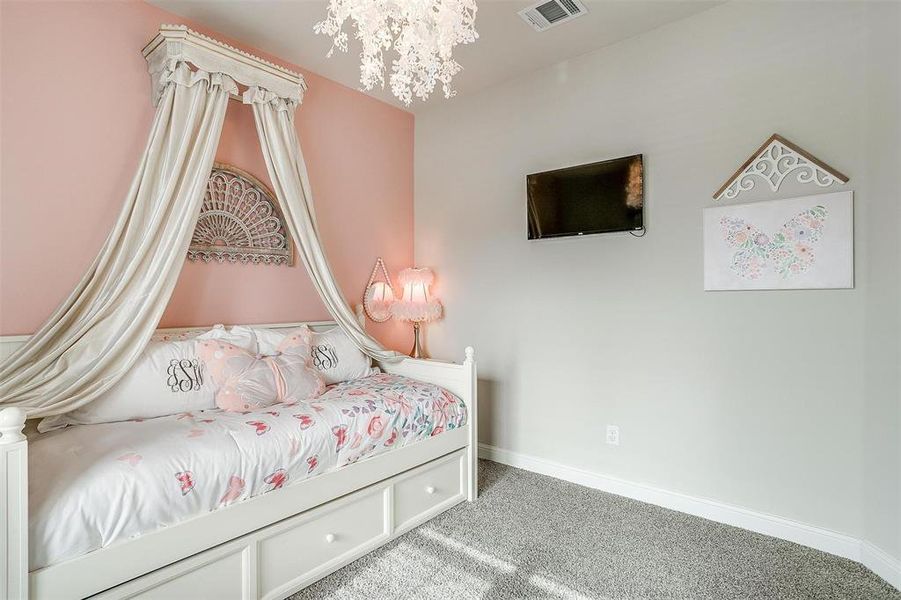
xmin=477 ymin=443 xmax=900 ymax=592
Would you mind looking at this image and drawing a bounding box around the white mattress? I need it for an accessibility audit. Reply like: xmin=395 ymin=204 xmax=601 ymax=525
xmin=28 ymin=373 xmax=466 ymax=571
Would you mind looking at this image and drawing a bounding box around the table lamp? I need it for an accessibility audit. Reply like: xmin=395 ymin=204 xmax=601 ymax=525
xmin=390 ymin=267 xmax=442 ymax=359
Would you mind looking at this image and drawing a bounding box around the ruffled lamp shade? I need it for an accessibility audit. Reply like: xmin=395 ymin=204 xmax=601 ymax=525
xmin=391 ymin=268 xmax=442 ymax=322
xmin=390 ymin=267 xmax=442 ymax=358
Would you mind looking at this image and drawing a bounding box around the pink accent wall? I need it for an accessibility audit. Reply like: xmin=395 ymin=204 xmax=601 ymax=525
xmin=0 ymin=0 xmax=413 ymax=350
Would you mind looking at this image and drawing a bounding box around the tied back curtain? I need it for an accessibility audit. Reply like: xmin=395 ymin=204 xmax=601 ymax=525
xmin=0 ymin=63 xmax=234 ymax=417
xmin=246 ymin=88 xmax=402 ymax=363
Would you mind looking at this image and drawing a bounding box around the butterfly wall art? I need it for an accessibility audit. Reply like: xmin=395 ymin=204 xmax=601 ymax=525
xmin=703 ymin=191 xmax=853 ymax=290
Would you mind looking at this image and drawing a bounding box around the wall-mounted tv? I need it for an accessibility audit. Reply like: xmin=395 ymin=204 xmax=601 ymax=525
xmin=527 ymin=154 xmax=644 ymax=240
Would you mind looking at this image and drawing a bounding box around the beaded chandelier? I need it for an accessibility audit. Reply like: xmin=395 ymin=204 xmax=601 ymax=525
xmin=314 ymin=0 xmax=479 ymax=106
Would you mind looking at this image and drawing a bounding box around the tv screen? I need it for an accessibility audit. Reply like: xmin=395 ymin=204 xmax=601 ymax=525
xmin=527 ymin=154 xmax=644 ymax=240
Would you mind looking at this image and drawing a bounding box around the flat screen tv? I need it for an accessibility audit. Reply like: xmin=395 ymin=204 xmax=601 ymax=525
xmin=527 ymin=154 xmax=644 ymax=240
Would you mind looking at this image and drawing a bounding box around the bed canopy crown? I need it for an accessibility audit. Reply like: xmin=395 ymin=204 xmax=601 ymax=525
xmin=0 ymin=25 xmax=399 ymax=418
xmin=143 ymin=25 xmax=306 ymax=106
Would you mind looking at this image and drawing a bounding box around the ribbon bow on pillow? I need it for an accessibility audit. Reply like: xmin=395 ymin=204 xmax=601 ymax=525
xmin=198 ymin=329 xmax=325 ymax=412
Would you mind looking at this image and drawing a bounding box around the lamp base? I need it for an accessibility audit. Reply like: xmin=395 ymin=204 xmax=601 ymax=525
xmin=409 ymin=322 xmax=427 ymax=359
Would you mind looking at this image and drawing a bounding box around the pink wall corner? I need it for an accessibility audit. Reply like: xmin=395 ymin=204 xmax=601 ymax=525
xmin=0 ymin=0 xmax=413 ymax=351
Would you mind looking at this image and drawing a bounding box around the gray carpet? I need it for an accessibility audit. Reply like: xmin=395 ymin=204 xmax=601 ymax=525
xmin=291 ymin=460 xmax=899 ymax=599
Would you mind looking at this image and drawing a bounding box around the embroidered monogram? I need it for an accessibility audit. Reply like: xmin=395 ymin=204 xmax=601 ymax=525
xmin=311 ymin=344 xmax=339 ymax=371
xmin=167 ymin=359 xmax=205 ymax=393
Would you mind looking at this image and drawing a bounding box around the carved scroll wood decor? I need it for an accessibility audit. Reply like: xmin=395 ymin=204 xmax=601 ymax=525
xmin=713 ymin=134 xmax=849 ymax=201
xmin=188 ymin=164 xmax=294 ymax=265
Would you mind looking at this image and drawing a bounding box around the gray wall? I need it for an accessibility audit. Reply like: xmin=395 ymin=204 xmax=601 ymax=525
xmin=414 ymin=1 xmax=899 ymax=561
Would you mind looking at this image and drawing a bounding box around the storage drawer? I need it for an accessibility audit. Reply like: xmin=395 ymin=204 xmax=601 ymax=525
xmin=258 ymin=485 xmax=389 ymax=599
xmin=88 ymin=451 xmax=468 ymax=600
xmin=394 ymin=450 xmax=465 ymax=532
xmin=90 ymin=543 xmax=251 ymax=600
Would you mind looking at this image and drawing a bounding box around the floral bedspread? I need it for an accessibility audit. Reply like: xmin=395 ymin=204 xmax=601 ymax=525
xmin=28 ymin=373 xmax=466 ymax=570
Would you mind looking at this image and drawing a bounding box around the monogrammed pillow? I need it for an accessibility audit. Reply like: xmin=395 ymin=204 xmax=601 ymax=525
xmin=37 ymin=339 xmax=216 ymax=432
xmin=253 ymin=326 xmax=375 ymax=385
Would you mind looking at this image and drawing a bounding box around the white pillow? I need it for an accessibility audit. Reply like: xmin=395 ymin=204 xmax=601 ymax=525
xmin=150 ymin=324 xmax=258 ymax=351
xmin=254 ymin=325 xmax=375 ymax=385
xmin=194 ymin=324 xmax=258 ymax=352
xmin=37 ymin=339 xmax=216 ymax=432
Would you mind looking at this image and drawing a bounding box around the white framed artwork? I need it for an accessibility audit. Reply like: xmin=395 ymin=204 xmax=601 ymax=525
xmin=703 ymin=191 xmax=853 ymax=291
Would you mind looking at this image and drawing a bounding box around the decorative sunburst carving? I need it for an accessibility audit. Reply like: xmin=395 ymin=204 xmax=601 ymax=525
xmin=188 ymin=164 xmax=293 ymax=265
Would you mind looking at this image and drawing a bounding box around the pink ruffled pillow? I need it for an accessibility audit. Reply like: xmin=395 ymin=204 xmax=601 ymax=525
xmin=198 ymin=329 xmax=324 ymax=412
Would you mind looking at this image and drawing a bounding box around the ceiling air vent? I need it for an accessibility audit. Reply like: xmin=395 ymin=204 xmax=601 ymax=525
xmin=518 ymin=0 xmax=588 ymax=32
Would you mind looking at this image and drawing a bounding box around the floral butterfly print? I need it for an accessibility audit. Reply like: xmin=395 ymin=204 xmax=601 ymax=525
xmin=219 ymin=475 xmax=245 ymax=505
xmin=175 ymin=471 xmax=195 ymax=495
xmin=721 ymin=205 xmax=827 ymax=280
xmin=294 ymin=414 xmax=314 ymax=429
xmin=117 ymin=453 xmax=142 ymax=467
xmin=264 ymin=469 xmax=288 ymax=491
xmin=332 ymin=425 xmax=348 ymax=451
xmin=247 ymin=421 xmax=270 ymax=436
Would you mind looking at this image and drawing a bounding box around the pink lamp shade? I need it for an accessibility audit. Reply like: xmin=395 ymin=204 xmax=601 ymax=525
xmin=390 ymin=268 xmax=442 ymax=323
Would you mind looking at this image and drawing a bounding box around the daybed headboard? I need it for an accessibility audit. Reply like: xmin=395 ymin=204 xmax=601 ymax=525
xmin=0 ymin=320 xmax=340 ymax=364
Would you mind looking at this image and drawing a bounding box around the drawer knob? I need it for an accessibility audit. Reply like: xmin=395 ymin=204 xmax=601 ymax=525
xmin=425 ymin=486 xmax=436 ymax=495
xmin=325 ymin=533 xmax=336 ymax=543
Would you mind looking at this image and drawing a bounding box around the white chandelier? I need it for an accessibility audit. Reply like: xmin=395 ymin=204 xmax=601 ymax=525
xmin=314 ymin=0 xmax=479 ymax=106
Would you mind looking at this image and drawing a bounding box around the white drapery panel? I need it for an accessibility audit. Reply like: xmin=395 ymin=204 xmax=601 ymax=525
xmin=246 ymin=87 xmax=402 ymax=363
xmin=0 ymin=63 xmax=234 ymax=417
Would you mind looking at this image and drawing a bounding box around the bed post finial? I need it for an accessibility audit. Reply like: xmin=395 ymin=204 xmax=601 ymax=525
xmin=0 ymin=407 xmax=26 ymax=444
xmin=464 ymin=346 xmax=474 ymax=365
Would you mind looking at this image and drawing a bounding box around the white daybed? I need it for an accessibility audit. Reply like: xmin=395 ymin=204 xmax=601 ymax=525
xmin=0 ymin=320 xmax=478 ymax=599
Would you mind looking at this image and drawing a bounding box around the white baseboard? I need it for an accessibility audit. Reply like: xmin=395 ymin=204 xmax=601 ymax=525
xmin=861 ymin=542 xmax=901 ymax=592
xmin=479 ymin=443 xmax=901 ymax=591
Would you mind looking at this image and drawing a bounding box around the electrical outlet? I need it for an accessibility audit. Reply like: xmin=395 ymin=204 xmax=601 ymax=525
xmin=606 ymin=425 xmax=620 ymax=446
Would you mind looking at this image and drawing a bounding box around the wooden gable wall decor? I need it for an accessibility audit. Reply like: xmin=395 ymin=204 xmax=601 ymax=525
xmin=713 ymin=134 xmax=849 ymax=201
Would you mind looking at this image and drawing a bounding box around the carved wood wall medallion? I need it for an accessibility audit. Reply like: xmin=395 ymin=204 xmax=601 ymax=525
xmin=188 ymin=164 xmax=294 ymax=265
xmin=713 ymin=134 xmax=849 ymax=201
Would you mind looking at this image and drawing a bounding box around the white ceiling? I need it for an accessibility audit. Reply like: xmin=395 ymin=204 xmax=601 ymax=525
xmin=149 ymin=0 xmax=721 ymax=112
